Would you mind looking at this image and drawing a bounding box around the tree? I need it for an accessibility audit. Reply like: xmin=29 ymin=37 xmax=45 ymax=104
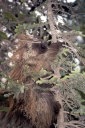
xmin=0 ymin=0 xmax=85 ymax=128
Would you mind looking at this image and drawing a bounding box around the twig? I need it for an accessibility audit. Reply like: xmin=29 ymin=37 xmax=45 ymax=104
xmin=51 ymin=87 xmax=65 ymax=128
xmin=65 ymin=122 xmax=80 ymax=128
xmin=65 ymin=120 xmax=85 ymax=128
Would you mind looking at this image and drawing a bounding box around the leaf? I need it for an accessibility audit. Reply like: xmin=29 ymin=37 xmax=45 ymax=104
xmin=0 ymin=94 xmax=7 ymax=101
xmin=4 ymin=12 xmax=17 ymax=21
xmin=0 ymin=31 xmax=7 ymax=40
xmin=72 ymin=106 xmax=85 ymax=115
xmin=0 ymin=106 xmax=9 ymax=112
xmin=15 ymin=24 xmax=26 ymax=34
xmin=81 ymin=101 xmax=85 ymax=105
xmin=75 ymin=88 xmax=85 ymax=100
xmin=19 ymin=0 xmax=25 ymax=3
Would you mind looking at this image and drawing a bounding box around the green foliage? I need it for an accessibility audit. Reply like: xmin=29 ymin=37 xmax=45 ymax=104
xmin=5 ymin=78 xmax=25 ymax=98
xmin=4 ymin=12 xmax=17 ymax=21
xmin=0 ymin=94 xmax=7 ymax=101
xmin=52 ymin=47 xmax=75 ymax=77
xmin=0 ymin=72 xmax=25 ymax=99
xmin=74 ymin=88 xmax=85 ymax=115
xmin=75 ymin=89 xmax=85 ymax=100
xmin=0 ymin=0 xmax=85 ymax=125
xmin=78 ymin=43 xmax=85 ymax=58
xmin=0 ymin=106 xmax=9 ymax=112
xmin=0 ymin=31 xmax=7 ymax=41
xmin=19 ymin=0 xmax=25 ymax=3
xmin=15 ymin=24 xmax=28 ymax=34
xmin=59 ymin=72 xmax=85 ymax=115
xmin=80 ymin=24 xmax=85 ymax=35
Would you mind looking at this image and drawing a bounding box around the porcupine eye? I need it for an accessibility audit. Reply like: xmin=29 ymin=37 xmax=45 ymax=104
xmin=32 ymin=42 xmax=47 ymax=54
xmin=39 ymin=43 xmax=47 ymax=53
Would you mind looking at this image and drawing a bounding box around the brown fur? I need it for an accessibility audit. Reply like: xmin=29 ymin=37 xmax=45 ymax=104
xmin=1 ymin=85 xmax=61 ymax=128
xmin=23 ymin=87 xmax=61 ymax=128
xmin=1 ymin=34 xmax=62 ymax=127
xmin=8 ymin=34 xmax=62 ymax=82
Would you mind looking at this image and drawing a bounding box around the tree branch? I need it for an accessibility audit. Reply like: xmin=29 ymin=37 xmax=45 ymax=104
xmin=47 ymin=0 xmax=57 ymax=43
